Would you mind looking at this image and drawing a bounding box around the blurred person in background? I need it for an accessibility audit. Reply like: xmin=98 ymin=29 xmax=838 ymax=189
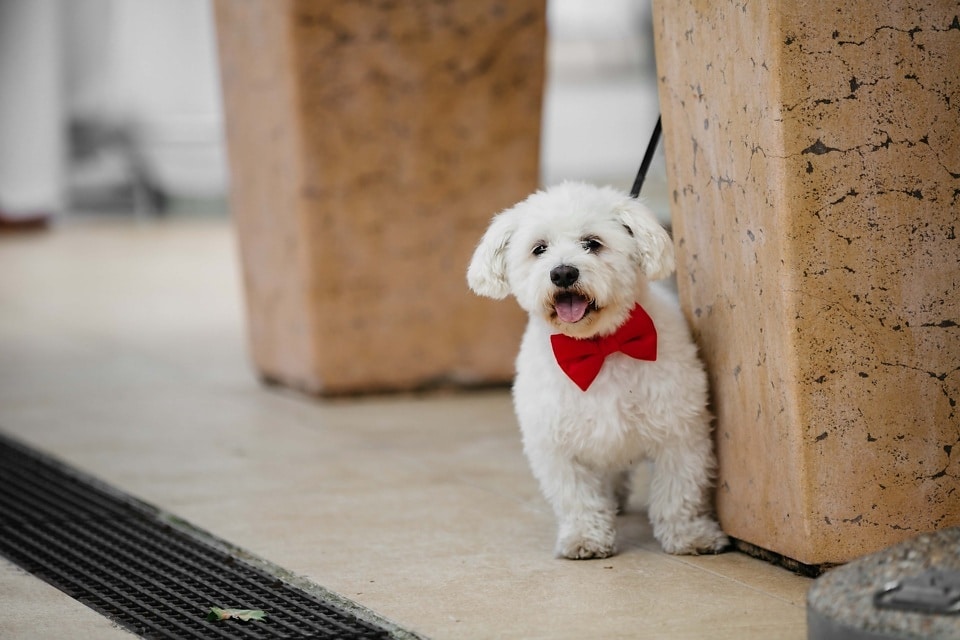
xmin=0 ymin=0 xmax=64 ymax=230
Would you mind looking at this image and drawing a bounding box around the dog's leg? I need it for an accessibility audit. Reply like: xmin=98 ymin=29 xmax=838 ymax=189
xmin=648 ymin=435 xmax=729 ymax=555
xmin=534 ymin=453 xmax=618 ymax=559
xmin=612 ymin=469 xmax=632 ymax=514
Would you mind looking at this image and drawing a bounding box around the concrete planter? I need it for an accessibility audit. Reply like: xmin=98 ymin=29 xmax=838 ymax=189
xmin=213 ymin=0 xmax=543 ymax=394
xmin=654 ymin=0 xmax=960 ymax=565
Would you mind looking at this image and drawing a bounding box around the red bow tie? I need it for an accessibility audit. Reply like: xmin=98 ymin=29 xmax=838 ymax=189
xmin=550 ymin=304 xmax=657 ymax=391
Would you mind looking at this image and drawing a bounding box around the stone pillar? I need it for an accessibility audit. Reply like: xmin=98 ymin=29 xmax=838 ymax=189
xmin=653 ymin=0 xmax=960 ymax=565
xmin=213 ymin=1 xmax=541 ymax=394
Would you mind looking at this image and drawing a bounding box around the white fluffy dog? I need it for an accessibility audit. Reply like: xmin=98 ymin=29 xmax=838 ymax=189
xmin=467 ymin=182 xmax=728 ymax=559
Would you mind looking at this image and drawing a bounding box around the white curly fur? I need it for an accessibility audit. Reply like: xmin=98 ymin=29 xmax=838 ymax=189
xmin=468 ymin=182 xmax=728 ymax=559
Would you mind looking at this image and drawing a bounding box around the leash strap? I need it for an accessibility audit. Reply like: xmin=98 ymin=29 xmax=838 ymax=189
xmin=629 ymin=115 xmax=662 ymax=199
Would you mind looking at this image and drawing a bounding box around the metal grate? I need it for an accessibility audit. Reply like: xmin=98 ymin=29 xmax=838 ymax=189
xmin=0 ymin=433 xmax=408 ymax=639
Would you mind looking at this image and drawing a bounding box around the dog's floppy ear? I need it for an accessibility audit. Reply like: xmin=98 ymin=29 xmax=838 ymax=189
xmin=616 ymin=198 xmax=675 ymax=281
xmin=467 ymin=209 xmax=517 ymax=299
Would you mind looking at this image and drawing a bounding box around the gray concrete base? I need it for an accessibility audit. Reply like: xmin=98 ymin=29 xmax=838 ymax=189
xmin=807 ymin=527 xmax=960 ymax=639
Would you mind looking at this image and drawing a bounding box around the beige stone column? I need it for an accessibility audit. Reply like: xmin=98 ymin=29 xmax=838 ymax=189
xmin=213 ymin=1 xmax=541 ymax=394
xmin=654 ymin=0 xmax=960 ymax=565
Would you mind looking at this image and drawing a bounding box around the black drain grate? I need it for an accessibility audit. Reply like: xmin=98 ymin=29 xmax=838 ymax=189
xmin=0 ymin=433 xmax=411 ymax=640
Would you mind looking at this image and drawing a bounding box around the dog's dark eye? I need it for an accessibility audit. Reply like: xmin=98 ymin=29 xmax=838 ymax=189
xmin=532 ymin=242 xmax=548 ymax=257
xmin=582 ymin=237 xmax=603 ymax=253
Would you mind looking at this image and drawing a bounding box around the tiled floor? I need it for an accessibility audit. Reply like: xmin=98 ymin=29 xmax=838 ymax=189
xmin=0 ymin=216 xmax=811 ymax=639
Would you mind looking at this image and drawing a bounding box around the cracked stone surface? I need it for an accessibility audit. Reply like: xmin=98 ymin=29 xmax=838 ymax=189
xmin=653 ymin=0 xmax=960 ymax=565
xmin=213 ymin=0 xmax=539 ymax=393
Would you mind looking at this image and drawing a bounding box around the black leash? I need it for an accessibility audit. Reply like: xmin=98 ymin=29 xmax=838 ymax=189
xmin=629 ymin=115 xmax=662 ymax=199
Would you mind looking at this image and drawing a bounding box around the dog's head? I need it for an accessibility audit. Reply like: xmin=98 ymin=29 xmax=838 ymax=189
xmin=467 ymin=182 xmax=674 ymax=339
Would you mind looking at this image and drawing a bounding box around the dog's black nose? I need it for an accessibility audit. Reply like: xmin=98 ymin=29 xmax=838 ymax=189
xmin=550 ymin=265 xmax=579 ymax=288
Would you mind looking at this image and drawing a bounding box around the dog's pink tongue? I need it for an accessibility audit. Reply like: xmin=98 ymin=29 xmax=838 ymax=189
xmin=556 ymin=294 xmax=590 ymax=323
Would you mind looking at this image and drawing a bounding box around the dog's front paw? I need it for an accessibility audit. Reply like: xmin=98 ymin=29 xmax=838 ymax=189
xmin=655 ymin=516 xmax=730 ymax=555
xmin=556 ymin=533 xmax=616 ymax=560
xmin=555 ymin=517 xmax=617 ymax=560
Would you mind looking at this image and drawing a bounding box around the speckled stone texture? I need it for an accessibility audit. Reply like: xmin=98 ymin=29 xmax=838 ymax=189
xmin=213 ymin=0 xmax=540 ymax=394
xmin=807 ymin=527 xmax=960 ymax=639
xmin=653 ymin=0 xmax=960 ymax=565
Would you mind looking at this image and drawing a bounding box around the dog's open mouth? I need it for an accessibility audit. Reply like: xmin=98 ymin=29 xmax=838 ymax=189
xmin=554 ymin=292 xmax=596 ymax=324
